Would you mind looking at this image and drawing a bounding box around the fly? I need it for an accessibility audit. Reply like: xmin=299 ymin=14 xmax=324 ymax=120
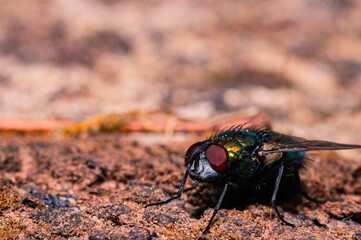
xmin=145 ymin=124 xmax=361 ymax=234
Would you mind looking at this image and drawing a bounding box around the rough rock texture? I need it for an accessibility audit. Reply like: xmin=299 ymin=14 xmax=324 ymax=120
xmin=0 ymin=133 xmax=360 ymax=239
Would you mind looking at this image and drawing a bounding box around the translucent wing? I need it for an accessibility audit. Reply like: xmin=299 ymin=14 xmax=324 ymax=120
xmin=259 ymin=131 xmax=361 ymax=156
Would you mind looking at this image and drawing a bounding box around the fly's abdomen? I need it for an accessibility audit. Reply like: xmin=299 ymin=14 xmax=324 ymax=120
xmin=283 ymin=151 xmax=305 ymax=168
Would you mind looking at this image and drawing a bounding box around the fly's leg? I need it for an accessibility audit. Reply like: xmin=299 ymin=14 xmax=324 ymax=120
xmin=183 ymin=182 xmax=198 ymax=193
xmin=294 ymin=172 xmax=329 ymax=204
xmin=202 ymin=183 xmax=229 ymax=234
xmin=271 ymin=163 xmax=295 ymax=227
xmin=299 ymin=191 xmax=329 ymax=204
xmin=168 ymin=182 xmax=198 ymax=197
xmin=145 ymin=170 xmax=189 ymax=207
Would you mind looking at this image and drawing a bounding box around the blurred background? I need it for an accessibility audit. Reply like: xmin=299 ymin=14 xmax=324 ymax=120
xmin=0 ymin=0 xmax=360 ymax=143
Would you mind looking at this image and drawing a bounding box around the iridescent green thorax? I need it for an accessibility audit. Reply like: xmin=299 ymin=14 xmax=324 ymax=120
xmin=211 ymin=129 xmax=264 ymax=183
xmin=211 ymin=129 xmax=262 ymax=151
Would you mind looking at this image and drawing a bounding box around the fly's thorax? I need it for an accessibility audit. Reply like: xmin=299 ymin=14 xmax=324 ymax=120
xmin=226 ymin=145 xmax=254 ymax=183
xmin=258 ymin=143 xmax=283 ymax=166
xmin=226 ymin=145 xmax=243 ymax=158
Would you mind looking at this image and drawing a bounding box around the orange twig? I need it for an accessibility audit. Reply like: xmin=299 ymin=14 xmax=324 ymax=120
xmin=0 ymin=119 xmax=74 ymax=132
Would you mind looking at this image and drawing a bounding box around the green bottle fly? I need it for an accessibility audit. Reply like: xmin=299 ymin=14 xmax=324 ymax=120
xmin=146 ymin=124 xmax=361 ymax=234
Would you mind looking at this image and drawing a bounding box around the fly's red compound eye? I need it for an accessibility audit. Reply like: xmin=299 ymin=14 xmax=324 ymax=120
xmin=206 ymin=143 xmax=229 ymax=172
xmin=185 ymin=142 xmax=203 ymax=163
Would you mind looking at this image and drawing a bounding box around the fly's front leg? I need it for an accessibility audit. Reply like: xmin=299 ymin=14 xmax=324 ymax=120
xmin=183 ymin=181 xmax=198 ymax=193
xmin=203 ymin=183 xmax=229 ymax=234
xmin=145 ymin=170 xmax=189 ymax=207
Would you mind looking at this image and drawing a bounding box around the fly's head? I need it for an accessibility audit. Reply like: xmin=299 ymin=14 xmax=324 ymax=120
xmin=184 ymin=141 xmax=229 ymax=182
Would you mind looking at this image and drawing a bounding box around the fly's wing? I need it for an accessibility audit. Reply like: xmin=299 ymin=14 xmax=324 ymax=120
xmin=259 ymin=131 xmax=361 ymax=156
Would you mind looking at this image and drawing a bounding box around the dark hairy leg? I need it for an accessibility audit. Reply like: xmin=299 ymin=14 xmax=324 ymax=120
xmin=294 ymin=172 xmax=329 ymax=204
xmin=145 ymin=170 xmax=189 ymax=207
xmin=202 ymin=183 xmax=229 ymax=234
xmin=183 ymin=182 xmax=199 ymax=193
xmin=299 ymin=191 xmax=329 ymax=204
xmin=271 ymin=163 xmax=295 ymax=227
